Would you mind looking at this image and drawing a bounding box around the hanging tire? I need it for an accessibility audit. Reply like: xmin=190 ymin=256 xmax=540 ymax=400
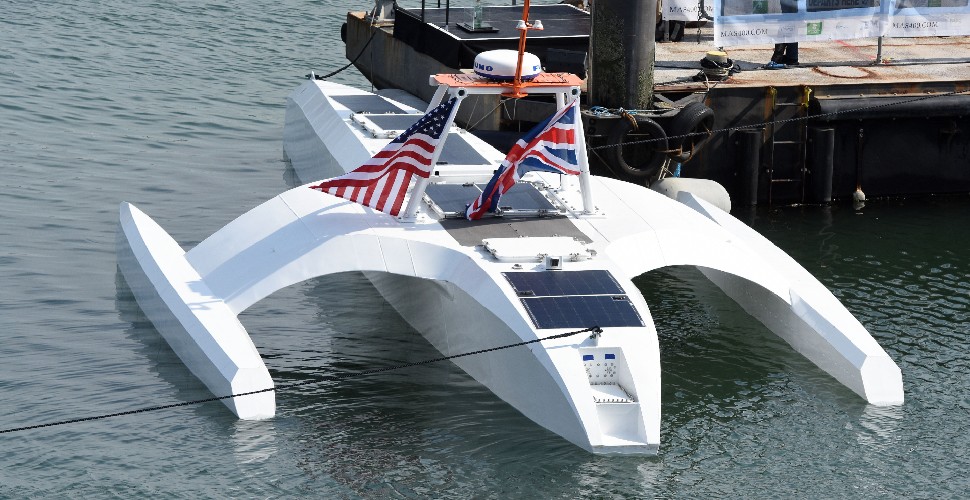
xmin=608 ymin=115 xmax=668 ymax=178
xmin=666 ymin=102 xmax=715 ymax=163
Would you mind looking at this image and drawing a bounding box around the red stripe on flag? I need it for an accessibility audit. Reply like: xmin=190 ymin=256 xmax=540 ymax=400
xmin=373 ymin=169 xmax=398 ymax=213
xmin=388 ymin=170 xmax=414 ymax=215
xmin=308 ymin=97 xmax=456 ymax=215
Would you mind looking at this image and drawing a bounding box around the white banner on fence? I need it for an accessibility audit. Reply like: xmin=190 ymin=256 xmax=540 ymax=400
xmin=663 ymin=0 xmax=716 ymax=22
xmin=888 ymin=0 xmax=970 ymax=37
xmin=714 ymin=0 xmax=886 ymax=46
xmin=714 ymin=0 xmax=970 ymax=45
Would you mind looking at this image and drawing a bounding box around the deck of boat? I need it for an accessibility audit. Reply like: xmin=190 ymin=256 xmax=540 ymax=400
xmin=653 ymin=26 xmax=970 ymax=91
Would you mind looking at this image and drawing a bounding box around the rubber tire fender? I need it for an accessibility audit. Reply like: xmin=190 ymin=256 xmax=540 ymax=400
xmin=666 ymin=101 xmax=715 ymax=163
xmin=607 ymin=115 xmax=668 ymax=178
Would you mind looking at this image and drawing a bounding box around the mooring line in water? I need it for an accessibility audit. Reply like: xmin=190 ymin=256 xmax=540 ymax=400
xmin=589 ymin=88 xmax=970 ymax=152
xmin=0 ymin=326 xmax=601 ymax=435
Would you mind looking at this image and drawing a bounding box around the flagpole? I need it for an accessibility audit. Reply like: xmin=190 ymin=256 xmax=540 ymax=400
xmin=400 ymin=92 xmax=467 ymax=221
xmin=571 ymin=93 xmax=595 ymax=214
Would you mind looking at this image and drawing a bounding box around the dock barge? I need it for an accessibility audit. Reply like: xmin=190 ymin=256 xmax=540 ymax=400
xmin=341 ymin=4 xmax=970 ymax=206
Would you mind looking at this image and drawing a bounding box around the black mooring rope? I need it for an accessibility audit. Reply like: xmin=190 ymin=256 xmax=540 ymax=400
xmin=312 ymin=25 xmax=379 ymax=80
xmin=0 ymin=326 xmax=601 ymax=435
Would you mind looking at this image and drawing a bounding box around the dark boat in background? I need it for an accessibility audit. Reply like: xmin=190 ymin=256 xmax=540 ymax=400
xmin=341 ymin=0 xmax=970 ymax=206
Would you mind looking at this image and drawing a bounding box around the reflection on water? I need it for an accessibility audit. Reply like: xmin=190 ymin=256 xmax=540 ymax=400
xmin=251 ymin=273 xmax=582 ymax=495
xmin=855 ymin=404 xmax=904 ymax=453
xmin=114 ymin=268 xmax=216 ymax=407
xmin=230 ymin=419 xmax=278 ymax=464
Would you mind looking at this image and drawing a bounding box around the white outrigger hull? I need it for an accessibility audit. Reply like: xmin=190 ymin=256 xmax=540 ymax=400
xmin=117 ymin=75 xmax=903 ymax=454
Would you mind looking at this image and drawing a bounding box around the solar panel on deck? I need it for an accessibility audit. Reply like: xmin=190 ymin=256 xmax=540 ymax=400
xmin=425 ymin=183 xmax=481 ymax=213
xmin=331 ymin=95 xmax=407 ymax=114
xmin=365 ymin=114 xmax=422 ymax=131
xmin=485 ymin=183 xmax=556 ymax=211
xmin=503 ymin=270 xmax=624 ymax=297
xmin=437 ymin=134 xmax=491 ymax=166
xmin=521 ymin=296 xmax=644 ymax=329
xmin=439 ymin=216 xmax=590 ymax=246
xmin=427 ymin=182 xmax=557 ymax=215
xmin=359 ymin=113 xmax=492 ymax=166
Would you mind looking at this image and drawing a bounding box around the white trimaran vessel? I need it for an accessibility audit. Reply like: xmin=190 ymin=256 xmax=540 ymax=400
xmin=117 ymin=4 xmax=903 ymax=454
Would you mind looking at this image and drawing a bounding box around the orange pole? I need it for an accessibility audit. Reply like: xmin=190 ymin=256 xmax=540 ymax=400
xmin=507 ymin=0 xmax=531 ymax=98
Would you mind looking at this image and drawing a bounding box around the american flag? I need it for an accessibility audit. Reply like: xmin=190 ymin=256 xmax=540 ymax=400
xmin=310 ymin=97 xmax=457 ymax=216
xmin=465 ymin=99 xmax=580 ymax=220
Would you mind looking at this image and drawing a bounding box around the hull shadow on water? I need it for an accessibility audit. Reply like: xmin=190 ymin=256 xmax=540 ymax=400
xmin=114 ymin=268 xmax=282 ymax=467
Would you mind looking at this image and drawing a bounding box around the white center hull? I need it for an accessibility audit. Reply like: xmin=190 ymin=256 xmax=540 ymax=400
xmin=365 ymin=271 xmax=659 ymax=453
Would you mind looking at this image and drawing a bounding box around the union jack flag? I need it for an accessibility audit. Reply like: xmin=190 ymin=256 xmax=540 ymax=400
xmin=465 ymin=99 xmax=580 ymax=220
xmin=310 ymin=97 xmax=457 ymax=216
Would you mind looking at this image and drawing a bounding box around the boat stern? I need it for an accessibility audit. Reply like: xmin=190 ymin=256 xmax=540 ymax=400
xmin=543 ymin=327 xmax=661 ymax=454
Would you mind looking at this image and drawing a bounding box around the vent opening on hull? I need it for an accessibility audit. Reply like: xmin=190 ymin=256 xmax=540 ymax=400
xmin=582 ymin=349 xmax=637 ymax=403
